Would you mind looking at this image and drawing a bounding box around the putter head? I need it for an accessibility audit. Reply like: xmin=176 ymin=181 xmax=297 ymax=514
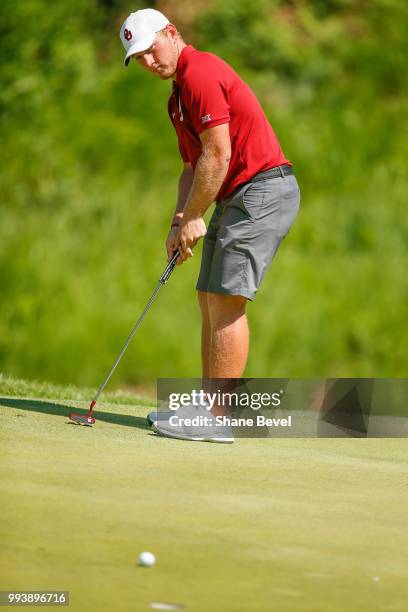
xmin=69 ymin=412 xmax=96 ymax=426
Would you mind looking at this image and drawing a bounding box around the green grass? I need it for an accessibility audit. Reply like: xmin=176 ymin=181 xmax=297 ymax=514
xmin=1 ymin=378 xmax=408 ymax=611
xmin=1 ymin=1 xmax=408 ymax=385
xmin=0 ymin=372 xmax=155 ymax=407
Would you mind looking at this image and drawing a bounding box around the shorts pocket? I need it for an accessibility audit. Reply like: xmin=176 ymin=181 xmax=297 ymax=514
xmin=281 ymin=175 xmax=300 ymax=200
xmin=241 ymin=181 xmax=265 ymax=220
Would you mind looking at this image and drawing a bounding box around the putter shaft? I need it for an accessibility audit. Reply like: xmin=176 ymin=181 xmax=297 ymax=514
xmin=88 ymin=250 xmax=180 ymax=414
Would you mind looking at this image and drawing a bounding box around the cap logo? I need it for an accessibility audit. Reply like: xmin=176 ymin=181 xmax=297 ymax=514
xmin=124 ymin=28 xmax=132 ymax=41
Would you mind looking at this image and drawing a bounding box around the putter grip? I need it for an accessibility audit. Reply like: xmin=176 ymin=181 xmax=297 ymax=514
xmin=160 ymin=249 xmax=180 ymax=284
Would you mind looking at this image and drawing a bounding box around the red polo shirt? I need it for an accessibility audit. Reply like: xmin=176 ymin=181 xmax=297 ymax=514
xmin=168 ymin=45 xmax=290 ymax=200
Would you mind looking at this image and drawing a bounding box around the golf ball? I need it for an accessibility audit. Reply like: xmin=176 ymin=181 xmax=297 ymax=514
xmin=138 ymin=551 xmax=156 ymax=567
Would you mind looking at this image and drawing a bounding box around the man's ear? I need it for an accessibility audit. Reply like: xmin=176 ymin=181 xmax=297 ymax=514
xmin=165 ymin=23 xmax=178 ymax=41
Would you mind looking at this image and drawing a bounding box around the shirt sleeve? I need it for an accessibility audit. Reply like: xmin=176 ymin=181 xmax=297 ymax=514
xmin=183 ymin=67 xmax=230 ymax=135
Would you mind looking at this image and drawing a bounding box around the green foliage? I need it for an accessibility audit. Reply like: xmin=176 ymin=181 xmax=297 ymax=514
xmin=0 ymin=0 xmax=407 ymax=386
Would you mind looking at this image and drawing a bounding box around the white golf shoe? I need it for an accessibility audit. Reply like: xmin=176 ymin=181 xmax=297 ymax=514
xmin=152 ymin=402 xmax=234 ymax=443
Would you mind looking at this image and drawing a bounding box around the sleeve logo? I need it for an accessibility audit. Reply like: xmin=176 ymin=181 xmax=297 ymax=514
xmin=124 ymin=29 xmax=132 ymax=41
xmin=201 ymin=114 xmax=212 ymax=123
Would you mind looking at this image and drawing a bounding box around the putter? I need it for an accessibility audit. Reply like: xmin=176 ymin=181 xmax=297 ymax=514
xmin=69 ymin=249 xmax=180 ymax=426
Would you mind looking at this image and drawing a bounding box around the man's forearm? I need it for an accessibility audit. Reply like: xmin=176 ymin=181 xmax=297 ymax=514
xmin=172 ymin=124 xmax=231 ymax=261
xmin=182 ymin=151 xmax=229 ymax=222
xmin=172 ymin=166 xmax=194 ymax=224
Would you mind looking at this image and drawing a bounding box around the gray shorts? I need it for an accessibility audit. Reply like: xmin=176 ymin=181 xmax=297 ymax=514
xmin=196 ymin=170 xmax=300 ymax=300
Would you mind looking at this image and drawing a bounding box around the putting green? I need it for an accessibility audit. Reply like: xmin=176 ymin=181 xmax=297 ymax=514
xmin=1 ymin=395 xmax=407 ymax=611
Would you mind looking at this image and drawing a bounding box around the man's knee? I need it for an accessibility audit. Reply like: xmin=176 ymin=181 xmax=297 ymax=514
xmin=207 ymin=292 xmax=247 ymax=323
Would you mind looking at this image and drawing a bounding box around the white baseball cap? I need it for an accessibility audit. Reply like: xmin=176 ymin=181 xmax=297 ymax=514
xmin=120 ymin=9 xmax=170 ymax=66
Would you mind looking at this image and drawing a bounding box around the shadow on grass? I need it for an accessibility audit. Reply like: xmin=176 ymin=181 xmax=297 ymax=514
xmin=0 ymin=397 xmax=150 ymax=430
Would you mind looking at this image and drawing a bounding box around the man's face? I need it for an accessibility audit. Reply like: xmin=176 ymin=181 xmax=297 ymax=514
xmin=132 ymin=28 xmax=178 ymax=80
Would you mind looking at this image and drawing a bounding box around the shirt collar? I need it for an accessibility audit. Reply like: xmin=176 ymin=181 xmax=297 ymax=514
xmin=175 ymin=45 xmax=195 ymax=84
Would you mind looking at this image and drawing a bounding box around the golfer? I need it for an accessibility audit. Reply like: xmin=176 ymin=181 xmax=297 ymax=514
xmin=120 ymin=9 xmax=300 ymax=442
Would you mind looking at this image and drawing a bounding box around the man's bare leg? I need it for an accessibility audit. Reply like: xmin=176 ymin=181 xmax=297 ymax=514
xmin=198 ymin=291 xmax=248 ymax=378
xmin=198 ymin=291 xmax=248 ymax=416
xmin=197 ymin=290 xmax=211 ymax=378
xmin=207 ymin=292 xmax=248 ymax=377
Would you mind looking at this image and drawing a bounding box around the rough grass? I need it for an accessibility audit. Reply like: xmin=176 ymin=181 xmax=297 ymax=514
xmin=0 ymin=373 xmax=155 ymax=407
xmin=1 ymin=1 xmax=407 ymax=386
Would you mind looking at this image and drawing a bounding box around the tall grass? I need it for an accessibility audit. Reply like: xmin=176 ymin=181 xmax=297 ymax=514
xmin=1 ymin=0 xmax=407 ymax=386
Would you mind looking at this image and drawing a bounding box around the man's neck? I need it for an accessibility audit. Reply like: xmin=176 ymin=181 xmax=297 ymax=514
xmin=174 ymin=41 xmax=187 ymax=80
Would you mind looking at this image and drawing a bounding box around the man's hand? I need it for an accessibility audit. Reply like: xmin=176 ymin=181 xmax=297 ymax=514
xmin=166 ymin=227 xmax=180 ymax=262
xmin=175 ymin=217 xmax=207 ymax=263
